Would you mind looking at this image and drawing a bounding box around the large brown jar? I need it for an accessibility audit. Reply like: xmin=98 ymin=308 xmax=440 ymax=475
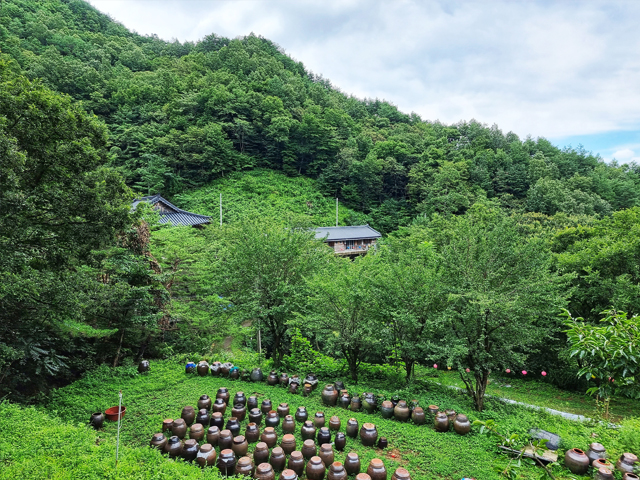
xmin=163 ymin=436 xmax=183 ymax=458
xmin=277 ymin=403 xmax=290 ymax=418
xmin=295 ymin=406 xmax=308 ymax=423
xmin=319 ymin=444 xmax=334 ymax=467
xmin=427 ymin=405 xmax=438 ymax=416
xmin=182 ymin=406 xmax=196 ymax=426
xmin=245 ymin=423 xmax=260 ymax=443
xmin=196 ymin=443 xmax=217 ymax=468
xmin=334 ymin=432 xmax=346 ymax=451
xmin=617 ymin=453 xmax=639 ymax=474
xmin=210 ymin=361 xmax=221 ymax=376
xmin=314 ymin=412 xmax=326 ymax=429
xmin=261 ymin=427 xmax=278 ymax=448
xmin=207 ymin=426 xmax=220 ymax=446
xmin=219 ymin=429 xmax=234 ymax=450
xmin=197 ymin=409 xmax=210 ymax=426
xmin=411 ymin=407 xmax=426 ymax=425
xmin=394 ymin=401 xmax=410 ymax=422
xmin=190 ymin=423 xmax=205 ymax=442
xmin=198 ymin=394 xmax=212 ymax=411
xmin=172 ymin=418 xmax=187 ymax=439
xmin=268 ymin=371 xmax=279 ymax=386
xmin=150 ymin=433 xmax=167 ymax=450
xmin=380 ymin=401 xmax=394 ymax=419
xmin=281 ymin=434 xmax=296 ymax=455
xmin=253 ymin=442 xmax=270 ymax=465
xmin=346 ymin=418 xmax=359 ymax=438
xmin=329 ymin=416 xmax=341 ymax=431
xmin=249 ymin=408 xmax=263 ymax=425
xmin=217 ymin=387 xmax=231 ymax=404
xmin=197 ymin=361 xmax=209 ymax=376
xmin=217 ymin=449 xmax=237 ymax=476
xmin=359 ymin=423 xmax=378 ymax=447
xmin=182 ymin=439 xmax=199 ymax=462
xmin=306 ymin=456 xmax=327 ymax=480
xmin=279 ymin=373 xmax=290 ymax=387
xmin=327 ymin=462 xmax=348 ymax=480
xmin=220 ymin=363 xmax=233 ymax=376
xmin=350 ymin=396 xmax=362 ymax=412
xmin=233 ymin=435 xmax=249 ymax=457
xmin=233 ymin=404 xmax=248 ymax=422
xmin=565 ymin=448 xmax=590 ymax=475
xmin=248 ymin=396 xmax=259 ymax=411
xmin=261 ymin=400 xmax=273 ymax=415
xmin=235 ymin=456 xmax=254 ymax=476
xmin=212 ymin=398 xmax=227 ymax=415
xmin=302 ymin=421 xmax=317 ymax=440
xmin=289 ymin=383 xmax=299 ymax=395
xmin=453 ymin=415 xmax=471 ymax=435
xmin=391 ymin=468 xmax=411 ymax=480
xmin=434 ymin=413 xmax=449 ymax=433
xmin=587 ymin=443 xmax=607 ymax=464
xmin=265 ymin=411 xmax=280 ymax=428
xmin=302 ymin=439 xmax=317 ymax=460
xmin=255 ymin=462 xmax=276 ymax=480
xmin=593 ymin=459 xmax=615 ymax=470
xmin=234 ymin=391 xmax=247 ymax=406
xmin=280 ymin=468 xmax=298 ymax=480
xmin=287 ymin=452 xmax=305 ymax=477
xmin=282 ymin=415 xmax=295 ymax=433
xmin=367 ymin=459 xmax=386 ymax=480
xmin=250 ymin=368 xmax=264 ymax=382
xmin=138 ymin=360 xmax=150 ymax=373
xmin=317 ymin=427 xmax=331 ymax=445
xmin=362 ymin=393 xmax=377 ymax=414
xmin=345 ymin=452 xmax=361 ymax=475
xmin=162 ymin=418 xmax=173 ymax=433
xmin=339 ymin=392 xmax=351 ymax=409
xmin=211 ymin=412 xmax=224 ymax=429
xmin=227 ymin=417 xmax=241 ymax=437
xmin=270 ymin=447 xmax=286 ymax=472
xmin=322 ymin=385 xmax=339 ymax=406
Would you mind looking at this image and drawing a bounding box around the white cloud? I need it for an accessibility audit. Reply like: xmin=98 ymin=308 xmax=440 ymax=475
xmin=86 ymin=0 xmax=640 ymax=146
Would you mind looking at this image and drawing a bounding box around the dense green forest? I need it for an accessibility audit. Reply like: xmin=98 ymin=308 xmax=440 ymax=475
xmin=2 ymin=0 xmax=640 ymax=407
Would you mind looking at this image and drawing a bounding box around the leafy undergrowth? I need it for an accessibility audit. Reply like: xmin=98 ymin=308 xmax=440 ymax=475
xmin=34 ymin=358 xmax=630 ymax=480
xmin=428 ymin=370 xmax=640 ymax=421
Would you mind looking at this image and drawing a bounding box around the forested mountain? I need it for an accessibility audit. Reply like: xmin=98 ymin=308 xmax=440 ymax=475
xmin=2 ymin=0 xmax=639 ymax=233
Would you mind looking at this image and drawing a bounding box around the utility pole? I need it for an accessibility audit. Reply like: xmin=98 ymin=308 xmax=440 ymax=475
xmin=336 ymin=198 xmax=338 ymax=227
xmin=219 ymin=193 xmax=222 ymax=226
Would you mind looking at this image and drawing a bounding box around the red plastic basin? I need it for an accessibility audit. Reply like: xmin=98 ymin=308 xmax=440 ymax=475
xmin=105 ymin=406 xmax=126 ymax=421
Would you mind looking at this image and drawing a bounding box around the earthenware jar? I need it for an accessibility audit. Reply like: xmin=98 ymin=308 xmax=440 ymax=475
xmin=163 ymin=435 xmax=183 ymax=458
xmin=196 ymin=443 xmax=217 ymax=468
xmin=394 ymin=401 xmax=410 ymax=422
xmin=234 ymin=391 xmax=247 ymax=407
xmin=213 ymin=398 xmax=227 ymax=415
xmin=623 ymin=474 xmax=640 ymax=480
xmin=350 ymin=396 xmax=362 ymax=412
xmin=227 ymin=417 xmax=241 ymax=437
xmin=427 ymin=405 xmax=439 ymax=416
xmin=90 ymin=412 xmax=105 ymax=430
xmin=302 ymin=439 xmax=317 ymax=460
xmin=303 ymin=384 xmax=313 ymax=396
xmin=219 ymin=429 xmax=234 ymax=450
xmin=305 ymin=374 xmax=319 ymax=390
xmin=302 ymin=421 xmax=317 ymax=440
xmin=289 ymin=383 xmax=299 ymax=394
xmin=380 ymin=401 xmax=394 ymax=419
xmin=162 ymin=418 xmax=173 ymax=433
xmin=445 ymin=409 xmax=456 ymax=423
xmin=617 ymin=453 xmax=638 ymax=474
xmin=249 ymin=408 xmax=263 ymax=425
xmin=197 ymin=408 xmax=210 ymax=426
xmin=359 ymin=423 xmax=378 ymax=447
xmin=230 ymin=367 xmax=242 ymax=380
xmin=339 ymin=392 xmax=351 ymax=409
xmin=278 ymin=373 xmax=289 ymax=387
xmin=565 ymin=448 xmax=590 ymax=475
xmin=261 ymin=427 xmax=278 ymax=448
xmin=255 ymin=462 xmax=276 ymax=480
xmin=329 ymin=416 xmax=341 ymax=431
xmin=377 ymin=437 xmax=388 ymax=449
xmin=268 ymin=370 xmax=279 ymax=386
xmin=319 ymin=443 xmax=334 ymax=467
xmin=210 ymin=361 xmax=221 ymax=376
xmin=235 ymin=456 xmax=254 ymax=476
xmin=138 ymin=359 xmax=150 ymax=373
xmin=190 ymin=423 xmax=205 ymax=442
xmin=182 ymin=406 xmax=196 ymax=426
xmin=356 ymin=474 xmax=372 ymax=480
xmin=593 ymin=459 xmax=615 ymax=470
xmin=245 ymin=423 xmax=260 ymax=443
xmin=197 ymin=361 xmax=209 ymax=376
xmin=232 ymin=435 xmax=248 ymax=457
xmin=282 ymin=415 xmax=296 ymax=434
xmin=281 ymin=434 xmax=296 ymax=455
xmin=277 ymin=403 xmax=290 ymax=418
xmin=186 ymin=362 xmax=197 ymax=374
xmin=280 ymin=468 xmax=298 ymax=480
xmin=411 ymin=407 xmax=426 ymax=425
xmin=434 ymin=413 xmax=449 ymax=433
xmin=270 ymin=447 xmax=287 ymax=472
xmin=211 ymin=412 xmax=224 ymax=429
xmin=317 ymin=427 xmax=331 ymax=446
xmin=362 ymin=393 xmax=377 ymax=414
xmin=150 ymin=433 xmax=167 ymax=450
xmin=314 ymin=412 xmax=326 ymax=428
xmin=182 ymin=438 xmax=199 ymax=461
xmin=307 ymin=456 xmax=326 ymax=480
xmin=248 ymin=396 xmax=259 ymax=410
xmin=346 ymin=418 xmax=359 ymax=438
xmin=207 ymin=426 xmax=220 ymax=446
xmin=328 ymin=461 xmax=348 ymax=480
xmin=217 ymin=387 xmax=231 ymax=404
xmin=217 ymin=449 xmax=237 ymax=476
xmin=172 ymin=418 xmax=187 ymax=439
xmin=453 ymin=414 xmax=471 ymax=435
xmin=321 ymin=385 xmax=339 ymax=406
xmin=253 ymin=442 xmax=270 ymax=465
xmin=595 ymin=467 xmax=615 ymax=480
xmin=261 ymin=400 xmax=273 ymax=415
xmin=250 ymin=368 xmax=264 ymax=382
xmin=335 ymin=432 xmax=346 ymax=451
xmin=345 ymin=452 xmax=361 ymax=475
xmin=288 ymin=451 xmax=305 ymax=476
xmin=391 ymin=468 xmax=411 ymax=480
xmin=367 ymin=459 xmax=387 ymax=480
xmin=233 ymin=404 xmax=247 ymax=422
xmin=295 ymin=407 xmax=308 ymax=423
xmin=266 ymin=411 xmax=280 ymax=428
xmin=587 ymin=443 xmax=607 ymax=464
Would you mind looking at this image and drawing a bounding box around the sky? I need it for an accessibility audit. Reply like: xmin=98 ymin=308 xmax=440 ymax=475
xmin=86 ymin=0 xmax=640 ymax=163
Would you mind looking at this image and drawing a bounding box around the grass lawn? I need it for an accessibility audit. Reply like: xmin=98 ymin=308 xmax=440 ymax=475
xmin=0 ymin=357 xmax=626 ymax=479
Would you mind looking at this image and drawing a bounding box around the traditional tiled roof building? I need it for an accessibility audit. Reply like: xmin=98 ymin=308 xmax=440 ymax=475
xmin=132 ymin=194 xmax=211 ymax=227
xmin=314 ymin=225 xmax=382 ymax=255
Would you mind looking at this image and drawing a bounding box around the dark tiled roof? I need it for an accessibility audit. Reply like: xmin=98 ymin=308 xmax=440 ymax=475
xmin=132 ymin=194 xmax=211 ymax=227
xmin=314 ymin=225 xmax=382 ymax=241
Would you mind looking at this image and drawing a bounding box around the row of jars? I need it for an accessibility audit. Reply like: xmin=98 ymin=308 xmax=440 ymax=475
xmin=564 ymin=443 xmax=638 ymax=479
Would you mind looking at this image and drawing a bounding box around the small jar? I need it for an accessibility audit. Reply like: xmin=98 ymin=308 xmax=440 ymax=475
xmin=391 ymin=468 xmax=411 ymax=480
xmin=181 ymin=406 xmax=196 ymax=426
xmin=196 ymin=443 xmax=217 ymax=468
xmin=189 ymin=423 xmax=205 ymax=442
xmin=306 ymin=456 xmax=327 ymax=480
xmin=232 ymin=435 xmax=249 ymax=457
xmin=302 ymin=439 xmax=317 ymax=460
xmin=319 ymin=443 xmax=334 ymax=467
xmin=266 ymin=410 xmax=280 ymax=428
xmin=279 ymin=373 xmax=290 ymax=387
xmin=345 ymin=452 xmax=361 ymax=476
xmin=280 ymin=469 xmax=298 ymax=480
xmin=248 ymin=396 xmax=259 ymax=411
xmin=587 ymin=443 xmax=607 ymax=464
xmin=282 ymin=415 xmax=296 ymax=433
xmin=281 ymin=433 xmax=297 ymax=455
xmin=380 ymin=401 xmax=394 ymax=419
xmin=216 ymin=387 xmax=230 ymax=404
xmin=288 ymin=451 xmax=305 ymax=477
xmin=249 ymin=408 xmax=263 ymax=425
xmin=211 ymin=411 xmax=224 ymax=429
xmin=232 ymin=404 xmax=247 ymax=422
xmin=261 ymin=399 xmax=273 ymax=415
xmin=295 ymin=406 xmax=308 ymax=423
xmin=150 ymin=433 xmax=167 ymax=450
xmin=172 ymin=418 xmax=187 ymax=439
xmin=162 ymin=418 xmax=173 ymax=433
xmin=411 ymin=407 xmax=425 ymax=425
xmin=327 ymin=461 xmax=348 ymax=480
xmin=261 ymin=427 xmax=278 ymax=448
xmin=198 ymin=394 xmax=212 ymax=411
xmin=329 ymin=416 xmax=341 ymax=431
xmin=277 ymin=403 xmax=290 ymax=418
xmin=255 ymin=463 xmax=276 ymax=480
xmin=219 ymin=429 xmax=234 ymax=450
xmin=334 ymin=432 xmax=346 ymax=451
xmin=301 ymin=421 xmax=317 ymax=441
xmin=394 ymin=401 xmax=410 ymax=422
xmin=617 ymin=453 xmax=639 ymax=474
xmin=565 ymin=448 xmax=590 ymax=475
xmin=196 ymin=408 xmax=210 ymax=426
xmin=317 ymin=427 xmax=331 ymax=446
xmin=212 ymin=398 xmax=227 ymax=415
xmin=226 ymin=417 xmax=241 ymax=437
xmin=434 ymin=412 xmax=449 ymax=433
xmin=350 ymin=396 xmax=362 ymax=412
xmin=314 ymin=412 xmax=326 ymax=429
xmin=235 ymin=456 xmax=254 ymax=476
xmin=346 ymin=418 xmax=359 ymax=438
xmin=182 ymin=438 xmax=199 ymax=461
xmin=245 ymin=423 xmax=260 ymax=443
xmin=359 ymin=423 xmax=378 ymax=447
xmin=253 ymin=442 xmax=270 ymax=465
xmin=367 ymin=459 xmax=386 ymax=480
xmin=270 ymin=447 xmax=287 ymax=472
xmin=163 ymin=435 xmax=183 ymax=458
xmin=268 ymin=370 xmax=279 ymax=386
xmin=453 ymin=414 xmax=471 ymax=435
xmin=206 ymin=426 xmax=220 ymax=445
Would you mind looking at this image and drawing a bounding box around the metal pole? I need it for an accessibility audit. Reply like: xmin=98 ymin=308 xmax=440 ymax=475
xmin=257 ymin=327 xmax=262 ymax=355
xmin=220 ymin=193 xmax=222 ymax=226
xmin=115 ymin=390 xmax=122 ymax=468
xmin=336 ymin=198 xmax=338 ymax=227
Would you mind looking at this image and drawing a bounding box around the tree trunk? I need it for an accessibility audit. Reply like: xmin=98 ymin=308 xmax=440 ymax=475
xmin=472 ymin=371 xmax=489 ymax=411
xmin=404 ymin=359 xmax=415 ymax=383
xmin=113 ymin=329 xmax=125 ymax=368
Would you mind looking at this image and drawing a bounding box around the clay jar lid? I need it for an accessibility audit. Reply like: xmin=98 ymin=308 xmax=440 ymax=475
xmin=330 ymin=462 xmax=346 ymax=473
xmin=590 ymin=443 xmax=606 ymax=452
xmin=290 ymin=451 xmax=303 ymax=460
xmin=254 ymin=442 xmax=269 ymax=452
xmin=280 ymin=469 xmax=298 ymax=480
xmin=356 ymin=475 xmax=372 ymax=480
xmin=233 ymin=435 xmax=247 ymax=445
xmin=200 ymin=443 xmax=214 ymax=453
xmin=256 ymin=462 xmax=275 ymax=477
xmin=393 ymin=468 xmax=411 ymax=480
xmin=455 ymin=414 xmax=469 ymax=422
xmin=308 ymin=456 xmax=324 ymax=466
xmin=369 ymin=459 xmax=384 ymax=469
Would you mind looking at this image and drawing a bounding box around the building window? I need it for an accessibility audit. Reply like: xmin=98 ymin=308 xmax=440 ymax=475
xmin=346 ymin=240 xmax=355 ymax=249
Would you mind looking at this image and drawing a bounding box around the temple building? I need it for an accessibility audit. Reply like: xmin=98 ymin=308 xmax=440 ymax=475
xmin=314 ymin=225 xmax=382 ymax=255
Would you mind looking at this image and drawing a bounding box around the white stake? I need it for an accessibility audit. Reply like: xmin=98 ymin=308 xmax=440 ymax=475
xmin=115 ymin=390 xmax=123 ymax=468
xmin=220 ymin=193 xmax=222 ymax=226
xmin=336 ymin=198 xmax=338 ymax=227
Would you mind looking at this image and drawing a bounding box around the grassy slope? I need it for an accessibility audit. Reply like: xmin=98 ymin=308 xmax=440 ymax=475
xmin=26 ymin=357 xmax=627 ymax=480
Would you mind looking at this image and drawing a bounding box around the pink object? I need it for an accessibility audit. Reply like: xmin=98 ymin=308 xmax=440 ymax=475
xmin=541 ymin=371 xmax=547 ymax=376
xmin=505 ymin=368 xmax=511 ymax=373
xmin=433 ymin=364 xmax=438 ymax=369
xmin=522 ymin=370 xmax=527 ymax=375
xmin=465 ymin=368 xmax=470 ymax=373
